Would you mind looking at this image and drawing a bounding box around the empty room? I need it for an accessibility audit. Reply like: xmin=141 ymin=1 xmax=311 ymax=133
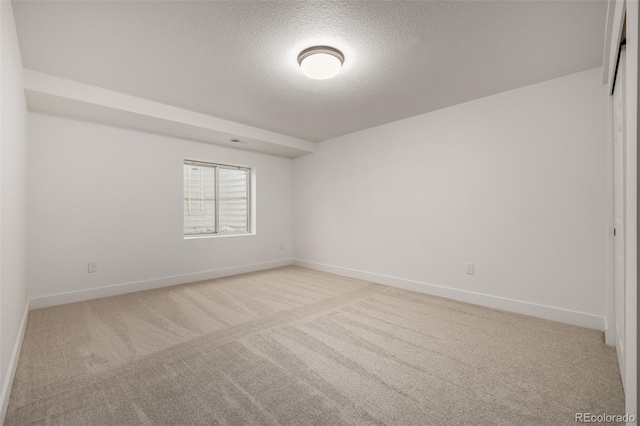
xmin=0 ymin=0 xmax=637 ymax=425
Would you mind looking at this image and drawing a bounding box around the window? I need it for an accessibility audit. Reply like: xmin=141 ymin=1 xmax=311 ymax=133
xmin=183 ymin=160 xmax=250 ymax=236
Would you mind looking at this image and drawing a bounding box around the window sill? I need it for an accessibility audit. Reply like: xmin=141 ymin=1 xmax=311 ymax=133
xmin=184 ymin=232 xmax=254 ymax=240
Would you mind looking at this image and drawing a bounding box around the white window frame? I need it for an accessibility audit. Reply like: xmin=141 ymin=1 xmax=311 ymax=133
xmin=183 ymin=159 xmax=251 ymax=237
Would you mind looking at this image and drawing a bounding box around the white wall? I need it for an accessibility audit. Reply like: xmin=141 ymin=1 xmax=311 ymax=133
xmin=27 ymin=113 xmax=293 ymax=304
xmin=294 ymin=67 xmax=609 ymax=330
xmin=0 ymin=0 xmax=29 ymax=420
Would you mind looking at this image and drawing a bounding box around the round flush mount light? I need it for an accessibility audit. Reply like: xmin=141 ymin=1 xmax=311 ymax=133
xmin=298 ymin=46 xmax=344 ymax=80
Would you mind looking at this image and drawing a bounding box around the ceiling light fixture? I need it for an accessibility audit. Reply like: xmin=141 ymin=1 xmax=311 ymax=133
xmin=298 ymin=46 xmax=344 ymax=80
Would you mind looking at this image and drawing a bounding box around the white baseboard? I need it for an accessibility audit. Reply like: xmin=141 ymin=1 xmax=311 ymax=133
xmin=30 ymin=259 xmax=293 ymax=309
xmin=604 ymin=316 xmax=616 ymax=346
xmin=293 ymin=259 xmax=606 ymax=331
xmin=0 ymin=300 xmax=29 ymax=425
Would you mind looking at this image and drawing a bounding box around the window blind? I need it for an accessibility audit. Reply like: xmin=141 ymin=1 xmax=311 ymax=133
xmin=183 ymin=163 xmax=216 ymax=235
xmin=219 ymin=167 xmax=249 ymax=233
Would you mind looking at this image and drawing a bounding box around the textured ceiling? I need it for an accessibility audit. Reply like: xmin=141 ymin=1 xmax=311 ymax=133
xmin=13 ymin=1 xmax=607 ymax=142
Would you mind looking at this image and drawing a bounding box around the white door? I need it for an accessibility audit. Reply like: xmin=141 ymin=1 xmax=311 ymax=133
xmin=613 ymin=46 xmax=626 ymax=390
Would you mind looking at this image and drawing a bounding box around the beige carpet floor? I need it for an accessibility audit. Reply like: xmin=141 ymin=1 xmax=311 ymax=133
xmin=5 ymin=266 xmax=624 ymax=425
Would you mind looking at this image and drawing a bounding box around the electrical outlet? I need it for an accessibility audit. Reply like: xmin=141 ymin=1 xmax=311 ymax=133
xmin=88 ymin=262 xmax=98 ymax=273
xmin=279 ymin=243 xmax=284 ymax=250
xmin=466 ymin=263 xmax=474 ymax=275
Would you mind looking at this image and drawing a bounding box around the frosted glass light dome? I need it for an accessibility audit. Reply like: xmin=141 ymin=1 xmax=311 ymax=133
xmin=298 ymin=46 xmax=344 ymax=80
